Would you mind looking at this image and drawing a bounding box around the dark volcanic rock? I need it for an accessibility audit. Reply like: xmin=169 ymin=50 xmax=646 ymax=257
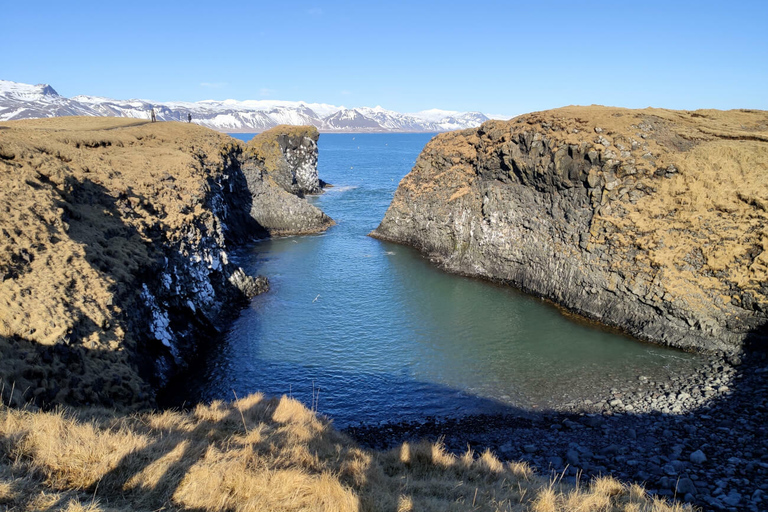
xmin=372 ymin=106 xmax=768 ymax=354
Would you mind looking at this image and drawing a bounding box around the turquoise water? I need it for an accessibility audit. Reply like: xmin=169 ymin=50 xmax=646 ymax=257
xmin=184 ymin=133 xmax=703 ymax=426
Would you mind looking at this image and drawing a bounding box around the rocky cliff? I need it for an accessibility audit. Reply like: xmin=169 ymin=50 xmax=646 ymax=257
xmin=373 ymin=106 xmax=768 ymax=354
xmin=0 ymin=117 xmax=331 ymax=408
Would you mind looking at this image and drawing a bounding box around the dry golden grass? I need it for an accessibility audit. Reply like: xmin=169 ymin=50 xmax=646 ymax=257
xmin=0 ymin=117 xmax=241 ymax=346
xmin=0 ymin=394 xmax=691 ymax=512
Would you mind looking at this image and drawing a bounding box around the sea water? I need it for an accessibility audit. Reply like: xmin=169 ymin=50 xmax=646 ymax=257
xmin=180 ymin=133 xmax=703 ymax=426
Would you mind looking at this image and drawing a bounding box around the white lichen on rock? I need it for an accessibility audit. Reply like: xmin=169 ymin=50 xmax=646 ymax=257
xmin=285 ymin=138 xmax=320 ymax=194
xmin=141 ymin=283 xmax=179 ymax=362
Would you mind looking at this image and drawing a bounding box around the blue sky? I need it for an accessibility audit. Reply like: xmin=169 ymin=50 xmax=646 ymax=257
xmin=2 ymin=0 xmax=766 ymax=117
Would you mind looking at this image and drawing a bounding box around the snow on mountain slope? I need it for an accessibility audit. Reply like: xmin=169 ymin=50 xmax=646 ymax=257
xmin=323 ymin=108 xmax=383 ymax=130
xmin=412 ymin=109 xmax=492 ymax=130
xmin=0 ymin=80 xmax=101 ymax=119
xmin=412 ymin=108 xmax=462 ymax=123
xmin=0 ymin=80 xmax=491 ymax=133
xmin=1 ymin=80 xmax=60 ymax=102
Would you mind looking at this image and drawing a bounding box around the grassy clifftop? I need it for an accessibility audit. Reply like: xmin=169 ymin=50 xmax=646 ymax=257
xmin=0 ymin=118 xmax=239 ymax=345
xmin=0 ymin=118 xmax=248 ymax=407
xmin=0 ymin=118 xmax=307 ymax=408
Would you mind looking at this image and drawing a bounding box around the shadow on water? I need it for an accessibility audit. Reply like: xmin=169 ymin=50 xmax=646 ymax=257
xmin=150 ymin=317 xmax=768 ymax=508
xmin=161 ymin=232 xmax=710 ymax=421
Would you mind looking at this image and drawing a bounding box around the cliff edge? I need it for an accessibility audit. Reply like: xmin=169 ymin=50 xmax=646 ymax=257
xmin=373 ymin=106 xmax=768 ymax=354
xmin=0 ymin=117 xmax=331 ymax=408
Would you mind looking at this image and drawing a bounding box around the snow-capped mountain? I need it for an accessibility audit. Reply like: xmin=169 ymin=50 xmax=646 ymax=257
xmin=0 ymin=81 xmax=99 ymax=119
xmin=0 ymin=80 xmax=494 ymax=133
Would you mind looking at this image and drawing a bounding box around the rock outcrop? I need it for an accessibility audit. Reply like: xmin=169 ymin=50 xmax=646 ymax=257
xmin=241 ymin=125 xmax=333 ymax=235
xmin=246 ymin=125 xmax=323 ymax=195
xmin=373 ymin=107 xmax=768 ymax=354
xmin=0 ymin=117 xmax=331 ymax=408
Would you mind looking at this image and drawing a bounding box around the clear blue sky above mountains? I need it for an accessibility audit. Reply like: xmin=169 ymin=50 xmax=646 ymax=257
xmin=3 ymin=0 xmax=766 ymax=117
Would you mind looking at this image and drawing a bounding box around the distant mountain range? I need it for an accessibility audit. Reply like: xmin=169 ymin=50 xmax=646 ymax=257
xmin=0 ymin=80 xmax=498 ymax=133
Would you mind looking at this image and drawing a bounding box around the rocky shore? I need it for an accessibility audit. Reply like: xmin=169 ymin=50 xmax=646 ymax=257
xmin=372 ymin=107 xmax=768 ymax=354
xmin=347 ymin=350 xmax=768 ymax=511
xmin=0 ymin=118 xmax=332 ymax=409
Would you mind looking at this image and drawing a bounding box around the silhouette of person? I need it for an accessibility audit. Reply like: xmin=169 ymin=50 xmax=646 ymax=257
xmin=187 ymin=113 xmax=192 ymax=123
xmin=150 ymin=108 xmax=157 ymax=122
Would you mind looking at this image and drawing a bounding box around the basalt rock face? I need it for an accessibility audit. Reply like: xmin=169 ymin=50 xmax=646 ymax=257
xmin=373 ymin=107 xmax=768 ymax=354
xmin=241 ymin=125 xmax=333 ymax=234
xmin=0 ymin=118 xmax=330 ymax=408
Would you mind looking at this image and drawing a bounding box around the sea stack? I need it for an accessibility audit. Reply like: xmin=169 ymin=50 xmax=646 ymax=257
xmin=373 ymin=106 xmax=768 ymax=354
xmin=241 ymin=125 xmax=333 ymax=235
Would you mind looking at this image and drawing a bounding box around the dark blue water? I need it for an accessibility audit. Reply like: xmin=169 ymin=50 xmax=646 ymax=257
xmin=188 ymin=133 xmax=703 ymax=427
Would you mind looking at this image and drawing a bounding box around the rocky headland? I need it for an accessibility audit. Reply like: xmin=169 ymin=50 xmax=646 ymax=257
xmin=373 ymin=106 xmax=768 ymax=354
xmin=0 ymin=118 xmax=331 ymax=409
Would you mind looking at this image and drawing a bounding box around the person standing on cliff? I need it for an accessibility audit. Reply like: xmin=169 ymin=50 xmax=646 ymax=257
xmin=150 ymin=107 xmax=156 ymax=122
xmin=187 ymin=113 xmax=192 ymax=123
